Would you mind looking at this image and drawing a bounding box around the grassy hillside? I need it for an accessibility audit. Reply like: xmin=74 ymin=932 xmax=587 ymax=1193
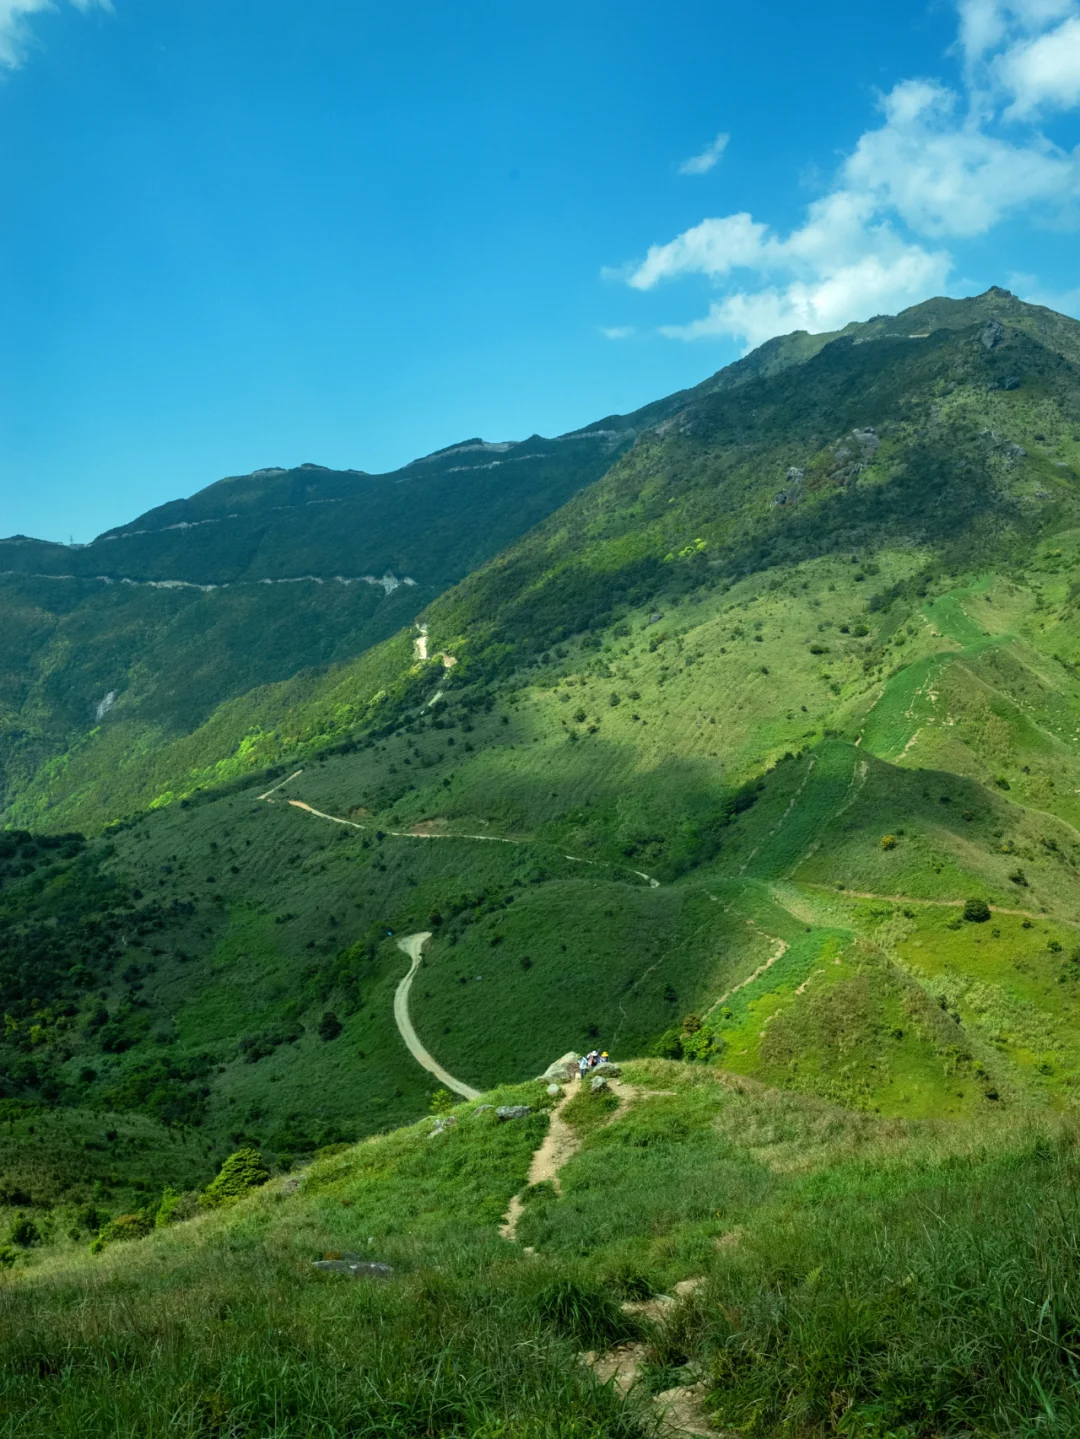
xmin=10 ymin=291 xmax=1080 ymax=1433
xmin=5 ymin=1062 xmax=1080 ymax=1436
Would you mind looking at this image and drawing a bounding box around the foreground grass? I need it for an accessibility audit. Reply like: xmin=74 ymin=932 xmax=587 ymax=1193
xmin=4 ymin=1063 xmax=1080 ymax=1436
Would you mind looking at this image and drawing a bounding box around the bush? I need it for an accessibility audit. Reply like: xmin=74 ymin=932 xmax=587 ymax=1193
xmin=317 ymin=1011 xmax=343 ymax=1042
xmin=155 ymin=1187 xmax=198 ymax=1228
xmin=199 ymin=1148 xmax=271 ymax=1209
xmin=964 ymin=897 xmax=992 ymax=923
xmin=101 ymin=1213 xmax=152 ymax=1244
xmin=881 ymin=834 xmax=897 ymax=850
xmin=9 ymin=1216 xmax=40 ymax=1248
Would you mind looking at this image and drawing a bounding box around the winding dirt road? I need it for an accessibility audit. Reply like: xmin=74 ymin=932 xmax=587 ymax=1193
xmin=394 ymin=932 xmax=481 ymax=1100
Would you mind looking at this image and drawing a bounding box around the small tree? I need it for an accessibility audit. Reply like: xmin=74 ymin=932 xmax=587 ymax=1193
xmin=317 ymin=1011 xmax=343 ymax=1042
xmin=10 ymin=1216 xmax=40 ymax=1248
xmin=963 ymin=897 xmax=992 ymax=923
xmin=199 ymin=1148 xmax=270 ymax=1209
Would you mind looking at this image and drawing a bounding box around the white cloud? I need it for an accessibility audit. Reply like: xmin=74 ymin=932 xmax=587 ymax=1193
xmin=600 ymin=326 xmax=636 ymax=340
xmin=629 ymin=212 xmax=769 ymax=289
xmin=0 ymin=0 xmax=111 ymax=70
xmin=999 ymin=14 xmax=1080 ymax=114
xmin=957 ymin=0 xmax=1076 ymax=69
xmin=844 ymin=78 xmax=1079 ymax=236
xmin=610 ymin=1 xmax=1080 ymax=350
xmin=676 ymin=132 xmax=729 ymax=176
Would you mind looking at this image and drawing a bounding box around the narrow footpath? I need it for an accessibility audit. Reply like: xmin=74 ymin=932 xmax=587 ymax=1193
xmin=394 ymin=932 xmax=481 ymax=1100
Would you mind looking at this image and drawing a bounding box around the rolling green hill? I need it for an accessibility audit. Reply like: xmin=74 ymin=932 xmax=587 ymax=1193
xmin=8 ymin=286 xmax=1080 ymax=1432
xmin=0 ymin=424 xmax=658 ymax=828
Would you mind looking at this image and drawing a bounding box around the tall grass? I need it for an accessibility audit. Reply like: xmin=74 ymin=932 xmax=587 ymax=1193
xmin=659 ymin=1132 xmax=1080 ymax=1436
xmin=0 ymin=1253 xmax=648 ymax=1437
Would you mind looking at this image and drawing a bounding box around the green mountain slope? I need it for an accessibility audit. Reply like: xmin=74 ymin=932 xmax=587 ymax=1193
xmin=0 ymin=428 xmax=646 ymax=825
xmin=0 ymin=313 xmax=922 ymax=834
xmin=9 ymin=286 xmax=1080 ymax=1315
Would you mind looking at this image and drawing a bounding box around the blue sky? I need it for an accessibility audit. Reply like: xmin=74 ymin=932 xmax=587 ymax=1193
xmin=1 ymin=0 xmax=1079 ymax=542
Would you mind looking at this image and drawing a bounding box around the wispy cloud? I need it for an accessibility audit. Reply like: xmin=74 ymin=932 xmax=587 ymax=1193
xmin=611 ymin=1 xmax=1080 ymax=349
xmin=1008 ymin=269 xmax=1080 ymax=317
xmin=600 ymin=326 xmax=636 ymax=340
xmin=0 ymin=0 xmax=112 ymax=71
xmin=676 ymin=132 xmax=729 ymax=176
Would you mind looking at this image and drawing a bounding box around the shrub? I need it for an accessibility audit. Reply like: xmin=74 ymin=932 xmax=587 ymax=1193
xmin=881 ymin=834 xmax=897 ymax=850
xmin=199 ymin=1148 xmax=270 ymax=1209
xmin=317 ymin=1011 xmax=343 ymax=1042
xmin=9 ymin=1216 xmax=40 ymax=1248
xmin=101 ymin=1213 xmax=152 ymax=1243
xmin=963 ymin=897 xmax=992 ymax=923
xmin=430 ymin=1089 xmax=453 ymax=1115
xmin=155 ymin=1187 xmax=198 ymax=1228
xmin=1008 ymin=867 xmax=1028 ymax=886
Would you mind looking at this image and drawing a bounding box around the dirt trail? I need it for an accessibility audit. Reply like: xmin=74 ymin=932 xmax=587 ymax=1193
xmin=394 ymin=933 xmax=481 ymax=1100
xmin=501 ymin=1079 xmax=661 ymax=1241
xmin=261 ymin=785 xmax=658 ymax=883
xmin=499 ymin=1086 xmax=581 ymax=1240
xmin=739 ymin=754 xmax=816 ymax=877
xmin=257 ymin=769 xmax=304 ymax=801
xmin=706 ymin=929 xmax=789 ymax=1015
xmin=806 ymin=883 xmax=1070 ymax=922
xmin=794 ymin=756 xmax=868 ymax=875
xmin=414 ymin=622 xmax=457 ymax=669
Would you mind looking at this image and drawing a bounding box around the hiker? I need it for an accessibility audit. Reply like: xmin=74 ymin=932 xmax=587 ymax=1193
xmin=577 ymin=1056 xmax=589 ymax=1080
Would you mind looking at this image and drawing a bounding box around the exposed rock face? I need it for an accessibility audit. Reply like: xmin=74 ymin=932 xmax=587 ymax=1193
xmin=980 ymin=318 xmax=1005 ymax=349
xmin=850 ymin=427 xmax=880 ymax=455
xmin=496 ymin=1105 xmax=532 ymax=1121
xmin=591 ymin=1061 xmax=622 ymax=1079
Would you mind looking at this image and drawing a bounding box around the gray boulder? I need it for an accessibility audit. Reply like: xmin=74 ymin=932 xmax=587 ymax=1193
xmin=538 ymin=1051 xmax=580 ymax=1083
xmin=590 ymin=1077 xmax=609 ymax=1094
xmin=592 ymin=1061 xmax=622 ymax=1079
xmin=496 ymin=1105 xmax=532 ymax=1122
